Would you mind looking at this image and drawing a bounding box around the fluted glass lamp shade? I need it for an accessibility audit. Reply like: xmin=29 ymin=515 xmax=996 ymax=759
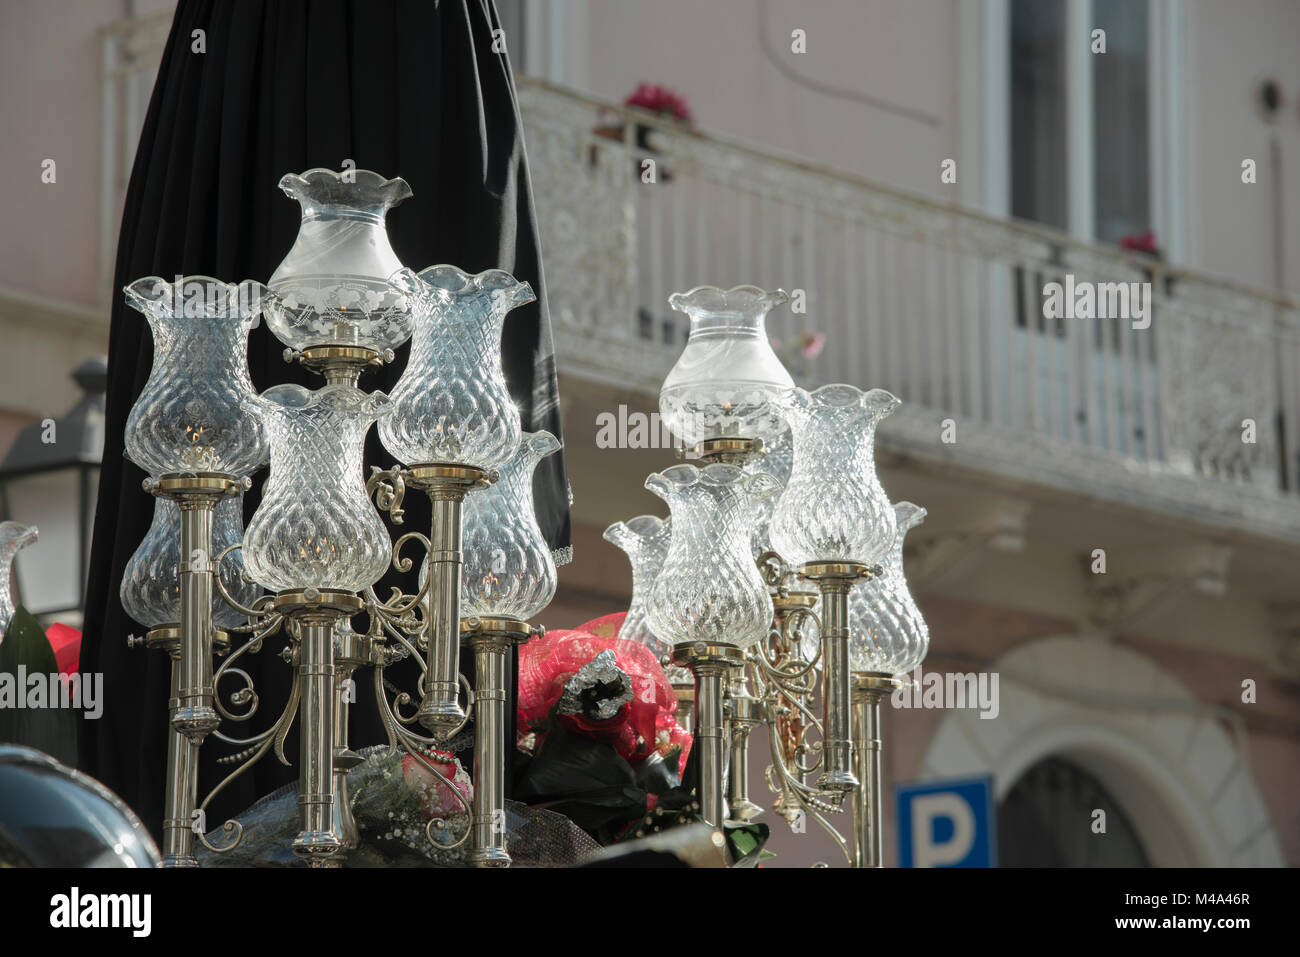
xmin=659 ymin=285 xmax=793 ymax=447
xmin=378 ymin=266 xmax=531 ymax=470
xmin=123 ymin=276 xmax=268 ymax=477
xmin=265 ymin=169 xmax=414 ymax=353
xmin=848 ymin=502 xmax=929 ymax=675
xmin=603 ymin=514 xmax=673 ymax=658
xmin=120 ymin=494 xmax=261 ymax=629
xmin=0 ymin=521 xmax=37 ymax=634
xmin=745 ymin=427 xmax=794 ymax=558
xmin=644 ymin=464 xmax=778 ymax=650
xmin=242 ymin=384 xmax=393 ymax=594
xmin=458 ymin=430 xmax=561 ymax=620
xmin=769 ymin=385 xmax=900 ymax=567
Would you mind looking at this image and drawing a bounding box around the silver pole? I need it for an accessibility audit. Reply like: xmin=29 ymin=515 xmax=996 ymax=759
xmin=466 ymin=621 xmax=526 ymax=867
xmin=160 ymin=634 xmax=198 ymax=867
xmin=851 ymin=674 xmax=900 ymax=868
xmin=421 ymin=492 xmax=464 ymax=735
xmin=174 ymin=497 xmax=219 ymax=739
xmin=816 ymin=576 xmax=859 ymax=794
xmin=725 ymin=669 xmax=763 ymax=822
xmin=292 ymin=614 xmax=343 ymax=864
xmin=675 ymin=641 xmax=744 ymax=829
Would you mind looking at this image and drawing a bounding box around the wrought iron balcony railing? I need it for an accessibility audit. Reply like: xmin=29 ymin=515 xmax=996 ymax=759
xmin=518 ymin=78 xmax=1300 ymax=545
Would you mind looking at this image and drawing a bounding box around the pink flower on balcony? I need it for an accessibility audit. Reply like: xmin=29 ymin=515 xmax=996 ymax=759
xmin=624 ymin=83 xmax=693 ymax=124
xmin=1119 ymin=231 xmax=1160 ymax=256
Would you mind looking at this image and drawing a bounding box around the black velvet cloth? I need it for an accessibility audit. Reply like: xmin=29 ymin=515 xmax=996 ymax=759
xmin=77 ymin=0 xmax=570 ymax=839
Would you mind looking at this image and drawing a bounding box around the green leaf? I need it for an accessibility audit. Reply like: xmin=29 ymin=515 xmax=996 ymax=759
xmin=0 ymin=607 xmax=78 ymax=765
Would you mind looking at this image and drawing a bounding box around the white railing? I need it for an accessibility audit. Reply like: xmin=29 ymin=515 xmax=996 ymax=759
xmin=519 ymin=78 xmax=1300 ymax=540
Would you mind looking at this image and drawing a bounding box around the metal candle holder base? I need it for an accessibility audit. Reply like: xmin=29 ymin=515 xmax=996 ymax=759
xmin=725 ymin=670 xmax=764 ymax=822
xmin=404 ymin=464 xmax=493 ymax=739
xmin=286 ymin=344 xmax=392 ymax=388
xmin=798 ymin=561 xmax=877 ymax=797
xmin=851 ymin=672 xmax=903 ymax=868
xmin=149 ymin=472 xmax=245 ymax=741
xmin=140 ymin=625 xmax=230 ymax=868
xmin=272 ymin=588 xmax=365 ymax=866
xmin=694 ymin=436 xmax=763 ymax=465
xmin=461 ymin=615 xmax=533 ymax=867
xmin=673 ymin=640 xmax=745 ymax=828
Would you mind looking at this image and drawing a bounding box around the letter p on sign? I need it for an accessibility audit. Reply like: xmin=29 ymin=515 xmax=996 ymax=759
xmin=896 ymin=775 xmax=996 ymax=867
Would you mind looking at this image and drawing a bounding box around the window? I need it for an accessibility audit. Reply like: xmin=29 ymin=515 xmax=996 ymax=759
xmin=1007 ymin=0 xmax=1152 ymax=242
xmin=998 ymin=756 xmax=1150 ymax=866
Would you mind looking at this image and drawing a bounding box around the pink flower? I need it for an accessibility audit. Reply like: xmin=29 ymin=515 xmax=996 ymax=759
xmin=800 ymin=331 xmax=826 ymax=359
xmin=625 ymin=82 xmax=693 ymax=124
xmin=400 ymin=749 xmax=472 ymax=820
xmin=1118 ymin=231 xmax=1159 ymax=255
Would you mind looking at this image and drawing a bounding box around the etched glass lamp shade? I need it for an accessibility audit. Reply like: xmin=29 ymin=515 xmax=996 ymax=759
xmin=848 ymin=502 xmax=929 ymax=675
xmin=123 ymin=276 xmax=268 ymax=477
xmin=644 ymin=464 xmax=779 ymax=650
xmin=120 ymin=494 xmax=261 ymax=629
xmin=265 ymin=168 xmax=414 ymax=353
xmin=458 ymin=430 xmax=561 ymax=621
xmin=242 ymin=384 xmax=393 ymax=594
xmin=378 ymin=266 xmax=531 ymax=470
xmin=769 ymin=385 xmax=900 ymax=567
xmin=659 ymin=285 xmax=794 ymax=447
xmin=603 ymin=514 xmax=673 ymax=659
xmin=745 ymin=427 xmax=794 ymax=558
xmin=0 ymin=521 xmax=37 ymax=634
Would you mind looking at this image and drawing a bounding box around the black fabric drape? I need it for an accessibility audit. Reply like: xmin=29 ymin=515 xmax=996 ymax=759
xmin=78 ymin=0 xmax=570 ymax=838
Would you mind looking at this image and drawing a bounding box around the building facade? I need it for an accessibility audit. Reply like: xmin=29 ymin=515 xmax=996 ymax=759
xmin=0 ymin=0 xmax=1296 ymax=866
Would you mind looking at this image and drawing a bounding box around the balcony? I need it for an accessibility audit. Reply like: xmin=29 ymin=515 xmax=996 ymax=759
xmin=519 ymin=78 xmax=1300 ymax=547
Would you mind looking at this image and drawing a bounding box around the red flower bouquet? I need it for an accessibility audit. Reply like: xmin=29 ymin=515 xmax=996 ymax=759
xmin=624 ymin=83 xmax=693 ymax=124
xmin=518 ymin=617 xmax=690 ymax=776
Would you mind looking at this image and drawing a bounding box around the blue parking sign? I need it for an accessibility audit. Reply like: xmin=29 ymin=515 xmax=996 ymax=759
xmin=896 ymin=775 xmax=996 ymax=868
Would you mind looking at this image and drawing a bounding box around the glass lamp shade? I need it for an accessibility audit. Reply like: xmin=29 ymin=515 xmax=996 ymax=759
xmin=769 ymin=385 xmax=900 ymax=567
xmin=242 ymin=384 xmax=393 ymax=594
xmin=0 ymin=521 xmax=37 ymax=634
xmin=644 ymin=464 xmax=779 ymax=650
xmin=123 ymin=276 xmax=268 ymax=477
xmin=120 ymin=493 xmax=261 ymax=630
xmin=377 ymin=266 xmax=531 ymax=470
xmin=457 ymin=430 xmax=561 ymax=620
xmin=659 ymin=285 xmax=794 ymax=446
xmin=265 ymin=168 xmax=414 ymax=353
xmin=745 ymin=426 xmax=794 ymax=558
xmin=848 ymin=502 xmax=929 ymax=675
xmin=603 ymin=514 xmax=673 ymax=659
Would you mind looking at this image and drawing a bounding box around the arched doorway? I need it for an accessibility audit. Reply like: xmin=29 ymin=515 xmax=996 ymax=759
xmin=998 ymin=755 xmax=1149 ymax=866
xmin=917 ymin=635 xmax=1283 ymax=866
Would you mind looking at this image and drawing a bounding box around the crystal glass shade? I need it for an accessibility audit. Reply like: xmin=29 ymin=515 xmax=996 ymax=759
xmin=378 ymin=265 xmax=531 ymax=470
xmin=265 ymin=169 xmax=414 ymax=353
xmin=458 ymin=430 xmax=561 ymax=620
xmin=745 ymin=427 xmax=794 ymax=558
xmin=120 ymin=494 xmax=261 ymax=629
xmin=242 ymin=384 xmax=393 ymax=594
xmin=123 ymin=276 xmax=269 ymax=477
xmin=769 ymin=385 xmax=900 ymax=567
xmin=848 ymin=502 xmax=929 ymax=675
xmin=659 ymin=285 xmax=794 ymax=446
xmin=644 ymin=464 xmax=778 ymax=650
xmin=0 ymin=521 xmax=37 ymax=634
xmin=603 ymin=514 xmax=673 ymax=659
